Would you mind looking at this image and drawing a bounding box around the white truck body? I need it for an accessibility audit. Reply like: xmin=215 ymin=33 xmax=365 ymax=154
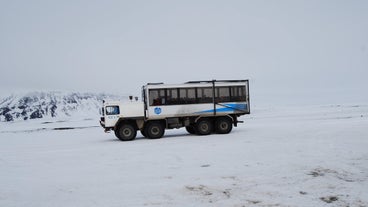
xmin=100 ymin=80 xmax=250 ymax=141
xmin=144 ymin=81 xmax=248 ymax=119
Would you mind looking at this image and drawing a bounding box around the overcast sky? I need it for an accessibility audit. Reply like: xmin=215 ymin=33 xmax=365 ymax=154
xmin=1 ymin=0 xmax=367 ymax=104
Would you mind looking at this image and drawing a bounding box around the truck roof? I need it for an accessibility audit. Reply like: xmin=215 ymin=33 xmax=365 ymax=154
xmin=145 ymin=80 xmax=248 ymax=89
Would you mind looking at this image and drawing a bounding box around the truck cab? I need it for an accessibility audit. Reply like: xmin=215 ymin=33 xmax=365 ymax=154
xmin=100 ymin=101 xmax=144 ymax=131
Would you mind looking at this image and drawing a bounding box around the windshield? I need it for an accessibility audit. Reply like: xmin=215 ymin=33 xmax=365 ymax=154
xmin=105 ymin=106 xmax=120 ymax=115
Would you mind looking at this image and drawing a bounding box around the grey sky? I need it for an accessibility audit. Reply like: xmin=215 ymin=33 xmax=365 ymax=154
xmin=1 ymin=0 xmax=367 ymax=104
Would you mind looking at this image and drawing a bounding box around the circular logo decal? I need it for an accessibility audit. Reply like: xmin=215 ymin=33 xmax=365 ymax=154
xmin=154 ymin=107 xmax=162 ymax=115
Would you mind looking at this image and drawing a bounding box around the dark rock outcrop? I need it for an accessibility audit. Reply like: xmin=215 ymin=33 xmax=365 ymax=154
xmin=0 ymin=92 xmax=123 ymax=122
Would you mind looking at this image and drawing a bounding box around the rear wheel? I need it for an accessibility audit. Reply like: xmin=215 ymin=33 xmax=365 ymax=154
xmin=115 ymin=124 xmax=136 ymax=141
xmin=145 ymin=121 xmax=165 ymax=139
xmin=196 ymin=118 xmax=213 ymax=135
xmin=215 ymin=117 xmax=233 ymax=134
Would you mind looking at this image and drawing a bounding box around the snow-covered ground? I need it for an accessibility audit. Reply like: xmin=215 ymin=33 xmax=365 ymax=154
xmin=0 ymin=104 xmax=367 ymax=207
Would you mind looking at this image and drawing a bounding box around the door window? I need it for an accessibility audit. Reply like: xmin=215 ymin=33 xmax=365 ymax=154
xmin=106 ymin=106 xmax=120 ymax=115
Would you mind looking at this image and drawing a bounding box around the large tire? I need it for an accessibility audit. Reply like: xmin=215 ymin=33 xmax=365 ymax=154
xmin=195 ymin=118 xmax=213 ymax=135
xmin=215 ymin=117 xmax=233 ymax=134
xmin=114 ymin=129 xmax=120 ymax=139
xmin=144 ymin=121 xmax=165 ymax=139
xmin=185 ymin=126 xmax=197 ymax=134
xmin=115 ymin=124 xmax=137 ymax=141
xmin=140 ymin=129 xmax=147 ymax=138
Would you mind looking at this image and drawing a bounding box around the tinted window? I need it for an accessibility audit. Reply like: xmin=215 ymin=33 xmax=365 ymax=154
xmin=106 ymin=106 xmax=120 ymax=115
xmin=166 ymin=88 xmax=179 ymax=105
xmin=216 ymin=87 xmax=230 ymax=102
xmin=149 ymin=89 xmax=165 ymax=106
xmin=197 ymin=87 xmax=213 ymax=103
xmin=230 ymin=86 xmax=246 ymax=102
xmin=147 ymin=86 xmax=246 ymax=106
xmin=177 ymin=88 xmax=194 ymax=104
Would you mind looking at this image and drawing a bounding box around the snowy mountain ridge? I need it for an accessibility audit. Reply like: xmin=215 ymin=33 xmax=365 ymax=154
xmin=0 ymin=91 xmax=124 ymax=122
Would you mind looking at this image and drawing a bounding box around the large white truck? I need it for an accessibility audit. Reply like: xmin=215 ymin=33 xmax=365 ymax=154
xmin=100 ymin=80 xmax=250 ymax=141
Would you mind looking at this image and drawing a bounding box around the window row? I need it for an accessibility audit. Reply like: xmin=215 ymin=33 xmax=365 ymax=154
xmin=149 ymin=86 xmax=246 ymax=106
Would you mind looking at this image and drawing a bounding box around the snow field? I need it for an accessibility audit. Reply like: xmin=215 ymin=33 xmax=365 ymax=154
xmin=0 ymin=104 xmax=367 ymax=206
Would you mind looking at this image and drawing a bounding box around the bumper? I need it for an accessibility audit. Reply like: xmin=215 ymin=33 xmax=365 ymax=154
xmin=99 ymin=120 xmax=105 ymax=128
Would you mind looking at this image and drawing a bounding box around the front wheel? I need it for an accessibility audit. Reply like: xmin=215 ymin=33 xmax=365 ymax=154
xmin=115 ymin=124 xmax=137 ymax=141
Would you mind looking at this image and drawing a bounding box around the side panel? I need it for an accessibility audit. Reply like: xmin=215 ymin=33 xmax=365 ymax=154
xmin=147 ymin=102 xmax=248 ymax=119
xmin=120 ymin=102 xmax=145 ymax=117
xmin=104 ymin=114 xmax=120 ymax=128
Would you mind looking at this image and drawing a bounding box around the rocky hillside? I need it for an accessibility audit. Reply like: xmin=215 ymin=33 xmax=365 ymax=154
xmin=0 ymin=91 xmax=124 ymax=122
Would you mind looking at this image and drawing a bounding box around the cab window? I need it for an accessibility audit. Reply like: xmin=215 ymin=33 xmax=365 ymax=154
xmin=106 ymin=106 xmax=120 ymax=115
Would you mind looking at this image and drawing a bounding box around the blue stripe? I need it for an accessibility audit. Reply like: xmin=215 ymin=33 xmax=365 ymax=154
xmin=196 ymin=103 xmax=247 ymax=113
